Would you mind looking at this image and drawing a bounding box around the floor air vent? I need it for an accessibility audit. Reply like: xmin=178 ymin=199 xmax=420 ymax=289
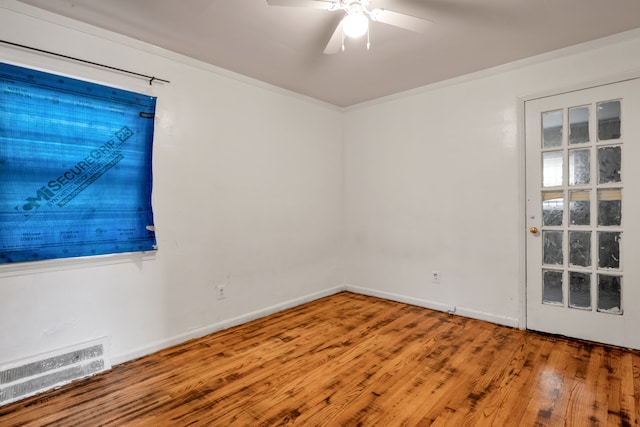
xmin=0 ymin=338 xmax=110 ymax=406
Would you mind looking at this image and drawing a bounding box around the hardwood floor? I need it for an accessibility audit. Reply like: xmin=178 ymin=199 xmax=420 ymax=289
xmin=1 ymin=291 xmax=639 ymax=426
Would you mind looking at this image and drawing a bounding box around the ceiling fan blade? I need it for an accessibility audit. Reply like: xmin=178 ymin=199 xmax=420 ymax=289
xmin=266 ymin=0 xmax=336 ymax=10
xmin=370 ymin=9 xmax=432 ymax=33
xmin=323 ymin=20 xmax=344 ymax=54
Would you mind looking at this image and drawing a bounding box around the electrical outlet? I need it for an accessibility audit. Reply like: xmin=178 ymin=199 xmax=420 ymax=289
xmin=432 ymin=271 xmax=441 ymax=284
xmin=216 ymin=283 xmax=226 ymax=300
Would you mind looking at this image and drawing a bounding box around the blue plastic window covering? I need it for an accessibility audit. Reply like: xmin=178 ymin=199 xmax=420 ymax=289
xmin=0 ymin=62 xmax=157 ymax=264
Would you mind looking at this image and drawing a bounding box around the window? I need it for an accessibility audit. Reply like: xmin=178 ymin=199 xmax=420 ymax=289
xmin=0 ymin=62 xmax=157 ymax=264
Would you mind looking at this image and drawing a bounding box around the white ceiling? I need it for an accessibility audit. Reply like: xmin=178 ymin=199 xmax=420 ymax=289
xmin=16 ymin=0 xmax=640 ymax=107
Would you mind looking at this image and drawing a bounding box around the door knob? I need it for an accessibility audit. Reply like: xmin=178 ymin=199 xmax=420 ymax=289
xmin=529 ymin=227 xmax=539 ymax=234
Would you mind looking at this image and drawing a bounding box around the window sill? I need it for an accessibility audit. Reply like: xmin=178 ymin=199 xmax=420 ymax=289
xmin=0 ymin=250 xmax=157 ymax=278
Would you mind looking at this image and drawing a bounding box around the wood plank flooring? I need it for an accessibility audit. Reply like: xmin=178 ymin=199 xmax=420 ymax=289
xmin=1 ymin=291 xmax=639 ymax=426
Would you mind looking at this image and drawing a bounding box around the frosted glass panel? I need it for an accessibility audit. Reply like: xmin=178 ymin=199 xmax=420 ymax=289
xmin=597 ymin=101 xmax=621 ymax=141
xmin=598 ymin=232 xmax=620 ymax=269
xmin=598 ymin=189 xmax=622 ymax=226
xmin=543 ymin=151 xmax=563 ymax=187
xmin=569 ymin=231 xmax=591 ymax=267
xmin=569 ymin=191 xmax=590 ymax=226
xmin=569 ymin=149 xmax=590 ymax=186
xmin=598 ymin=275 xmax=622 ymax=314
xmin=542 ymin=110 xmax=563 ymax=148
xmin=569 ymin=106 xmax=589 ymax=144
xmin=542 ymin=192 xmax=563 ymax=226
xmin=543 ymin=270 xmax=563 ymax=304
xmin=598 ymin=146 xmax=621 ymax=184
xmin=569 ymin=272 xmax=591 ymax=310
xmin=543 ymin=231 xmax=563 ymax=265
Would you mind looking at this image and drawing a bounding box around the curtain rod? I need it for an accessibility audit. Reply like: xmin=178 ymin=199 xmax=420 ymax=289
xmin=0 ymin=39 xmax=170 ymax=85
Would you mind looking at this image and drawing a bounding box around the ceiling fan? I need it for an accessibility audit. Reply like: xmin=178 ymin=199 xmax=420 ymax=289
xmin=266 ymin=0 xmax=431 ymax=54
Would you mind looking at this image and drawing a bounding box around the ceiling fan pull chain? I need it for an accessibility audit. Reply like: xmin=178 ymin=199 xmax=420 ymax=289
xmin=367 ymin=27 xmax=370 ymax=51
xmin=341 ymin=26 xmax=346 ymax=51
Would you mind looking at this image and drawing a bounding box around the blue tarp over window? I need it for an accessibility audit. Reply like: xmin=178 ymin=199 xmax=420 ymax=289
xmin=0 ymin=62 xmax=157 ymax=264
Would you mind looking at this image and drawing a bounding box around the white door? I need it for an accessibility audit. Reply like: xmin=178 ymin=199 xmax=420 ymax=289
xmin=525 ymin=78 xmax=640 ymax=349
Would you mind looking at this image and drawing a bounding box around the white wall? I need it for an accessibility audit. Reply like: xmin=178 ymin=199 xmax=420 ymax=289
xmin=343 ymin=30 xmax=640 ymax=327
xmin=0 ymin=1 xmax=343 ymax=365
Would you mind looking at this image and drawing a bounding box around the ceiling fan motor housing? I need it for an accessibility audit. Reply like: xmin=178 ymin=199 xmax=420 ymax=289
xmin=342 ymin=0 xmax=371 ymax=15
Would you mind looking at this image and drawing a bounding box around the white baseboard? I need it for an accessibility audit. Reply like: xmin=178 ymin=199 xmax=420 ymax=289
xmin=344 ymin=284 xmax=520 ymax=328
xmin=454 ymin=306 xmax=519 ymax=329
xmin=113 ymin=284 xmax=519 ymax=365
xmin=345 ymin=285 xmax=455 ymax=314
xmin=112 ymin=286 xmax=345 ymax=365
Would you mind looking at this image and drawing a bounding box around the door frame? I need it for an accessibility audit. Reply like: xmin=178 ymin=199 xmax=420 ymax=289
xmin=518 ymin=70 xmax=640 ymax=331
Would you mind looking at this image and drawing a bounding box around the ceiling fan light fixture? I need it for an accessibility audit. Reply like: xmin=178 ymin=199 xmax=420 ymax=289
xmin=342 ymin=12 xmax=369 ymax=38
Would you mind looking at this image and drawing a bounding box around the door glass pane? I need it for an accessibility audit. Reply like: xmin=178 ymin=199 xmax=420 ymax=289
xmin=569 ymin=106 xmax=589 ymax=144
xmin=569 ymin=231 xmax=591 ymax=267
xmin=543 ymin=270 xmax=563 ymax=305
xmin=569 ymin=272 xmax=591 ymax=310
xmin=598 ymin=232 xmax=620 ymax=269
xmin=597 ymin=274 xmax=622 ymax=314
xmin=569 ymin=149 xmax=590 ymax=185
xmin=598 ymin=146 xmax=621 ymax=184
xmin=543 ymin=151 xmax=563 ymax=187
xmin=542 ymin=110 xmax=563 ymax=148
xmin=542 ymin=191 xmax=563 ymax=226
xmin=598 ymin=189 xmax=622 ymax=226
xmin=543 ymin=231 xmax=563 ymax=265
xmin=569 ymin=190 xmax=590 ymax=226
xmin=597 ymin=100 xmax=621 ymax=141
